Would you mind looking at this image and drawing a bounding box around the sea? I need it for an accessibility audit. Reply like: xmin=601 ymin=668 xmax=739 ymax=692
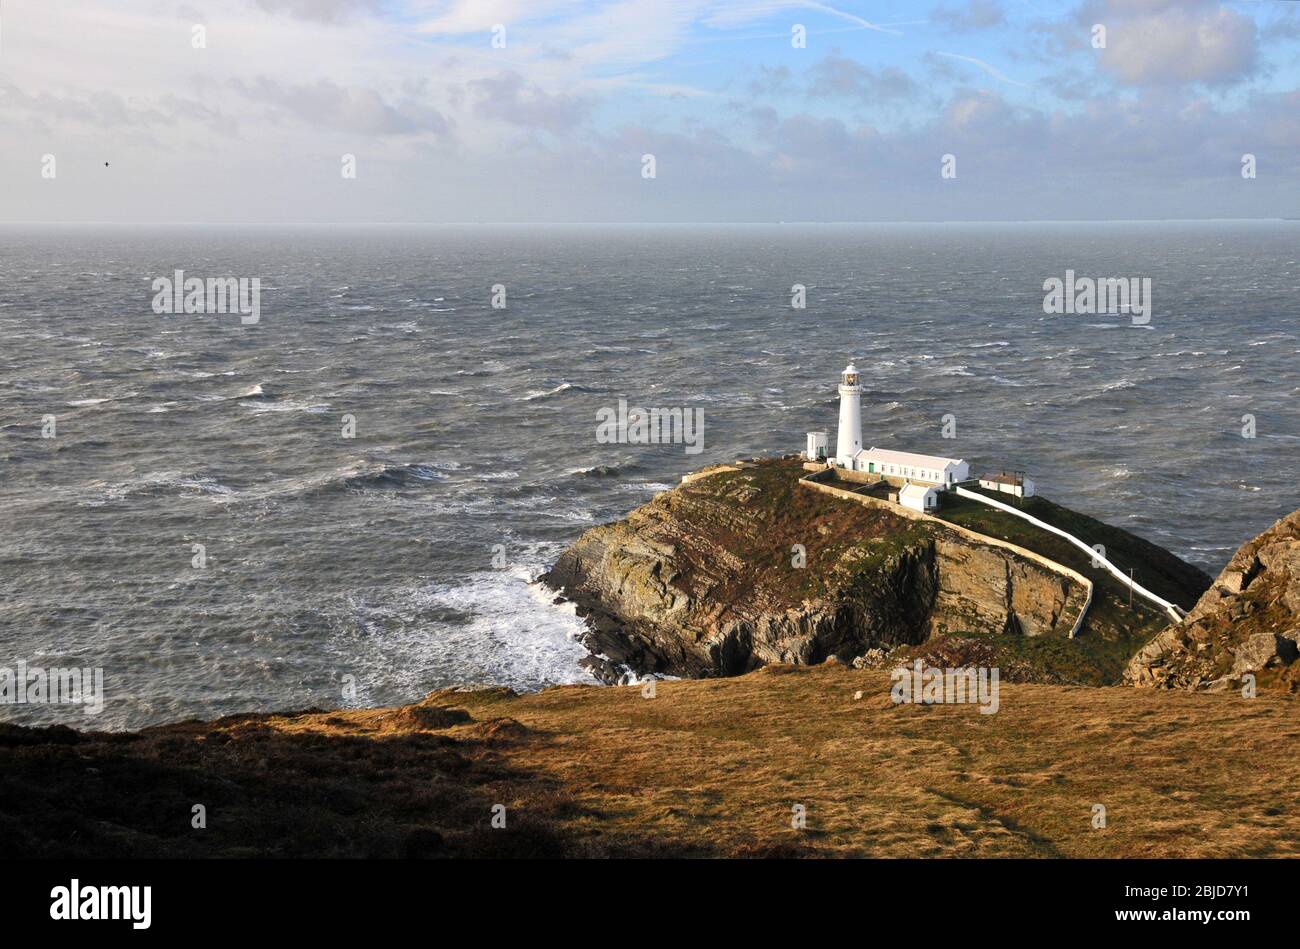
xmin=1 ymin=221 xmax=1296 ymax=729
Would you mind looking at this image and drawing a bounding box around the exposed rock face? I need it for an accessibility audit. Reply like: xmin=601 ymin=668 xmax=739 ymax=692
xmin=931 ymin=538 xmax=1076 ymax=639
xmin=542 ymin=459 xmax=1087 ymax=683
xmin=1126 ymin=508 xmax=1300 ymax=692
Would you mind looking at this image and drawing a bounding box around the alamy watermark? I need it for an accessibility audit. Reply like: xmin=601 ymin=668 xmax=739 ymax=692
xmin=596 ymin=398 xmax=704 ymax=455
xmin=50 ymin=880 xmax=150 ymax=929
xmin=1 ymin=660 xmax=104 ymax=715
xmin=890 ymin=660 xmax=1000 ymax=714
xmin=151 ymin=270 xmax=261 ymax=324
xmin=1043 ymin=270 xmax=1150 ymax=325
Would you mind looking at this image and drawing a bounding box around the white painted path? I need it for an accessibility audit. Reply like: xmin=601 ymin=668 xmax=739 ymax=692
xmin=953 ymin=487 xmax=1185 ymax=624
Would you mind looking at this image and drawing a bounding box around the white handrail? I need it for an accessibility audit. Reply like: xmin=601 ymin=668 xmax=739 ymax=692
xmin=952 ymin=487 xmax=1184 ymax=623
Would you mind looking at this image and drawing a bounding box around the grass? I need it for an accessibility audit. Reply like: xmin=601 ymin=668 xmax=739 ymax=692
xmin=671 ymin=459 xmax=935 ymax=604
xmin=6 ymin=668 xmax=1295 ymax=858
xmin=935 ymin=489 xmax=1209 ymax=660
xmin=888 ymin=627 xmax=1149 ymax=686
xmin=953 ymin=487 xmax=1210 ymax=608
xmin=421 ymin=668 xmax=1300 ymax=858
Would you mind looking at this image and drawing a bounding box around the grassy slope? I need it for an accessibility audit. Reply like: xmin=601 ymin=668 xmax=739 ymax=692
xmin=672 ymin=460 xmax=933 ymax=604
xmin=932 ymin=488 xmax=1212 ymax=685
xmin=944 ymin=487 xmax=1211 ymax=609
xmin=4 ymin=668 xmax=1296 ymax=858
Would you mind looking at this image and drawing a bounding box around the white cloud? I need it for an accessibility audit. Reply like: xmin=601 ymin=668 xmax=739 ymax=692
xmin=1090 ymin=0 xmax=1258 ymax=85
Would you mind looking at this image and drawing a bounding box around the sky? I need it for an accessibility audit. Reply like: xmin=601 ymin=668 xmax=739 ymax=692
xmin=1 ymin=0 xmax=1299 ymax=222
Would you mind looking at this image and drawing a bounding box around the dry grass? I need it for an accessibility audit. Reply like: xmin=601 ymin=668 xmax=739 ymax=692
xmin=5 ymin=668 xmax=1295 ymax=858
xmin=260 ymin=668 xmax=1300 ymax=857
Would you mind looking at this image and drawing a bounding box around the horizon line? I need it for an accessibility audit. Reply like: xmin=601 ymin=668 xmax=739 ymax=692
xmin=1 ymin=217 xmax=1296 ymax=227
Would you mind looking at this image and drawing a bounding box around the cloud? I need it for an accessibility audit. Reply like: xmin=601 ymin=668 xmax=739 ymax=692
xmin=469 ymin=71 xmax=593 ymax=131
xmin=252 ymin=0 xmax=384 ymax=22
xmin=1086 ymin=0 xmax=1258 ymax=85
xmin=931 ymin=0 xmax=1006 ymax=34
xmin=416 ymin=1 xmax=561 ymax=35
xmin=806 ymin=53 xmax=919 ymax=101
xmin=748 ymin=65 xmax=793 ymax=97
xmin=0 ymin=82 xmax=233 ymax=137
xmin=228 ymin=78 xmax=452 ymax=136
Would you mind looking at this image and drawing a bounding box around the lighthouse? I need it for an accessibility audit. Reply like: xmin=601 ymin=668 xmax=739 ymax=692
xmin=836 ymin=362 xmax=862 ymax=466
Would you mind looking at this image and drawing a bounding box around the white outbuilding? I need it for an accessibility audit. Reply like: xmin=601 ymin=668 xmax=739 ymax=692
xmin=850 ymin=447 xmax=969 ymax=488
xmin=979 ymin=471 xmax=1035 ymax=498
xmin=805 ymin=431 xmax=828 ymax=462
xmin=898 ymin=481 xmax=939 ymax=513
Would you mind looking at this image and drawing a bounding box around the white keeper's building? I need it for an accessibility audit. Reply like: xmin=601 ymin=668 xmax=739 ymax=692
xmin=849 ymin=447 xmax=969 ymax=487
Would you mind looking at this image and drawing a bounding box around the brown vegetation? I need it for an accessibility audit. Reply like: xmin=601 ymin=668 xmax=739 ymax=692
xmin=4 ymin=667 xmax=1295 ymax=858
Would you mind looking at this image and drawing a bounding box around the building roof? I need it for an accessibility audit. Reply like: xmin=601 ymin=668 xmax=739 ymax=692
xmin=899 ymin=482 xmax=936 ymax=501
xmin=855 ymin=447 xmax=965 ymax=469
xmin=982 ymin=471 xmax=1025 ymax=485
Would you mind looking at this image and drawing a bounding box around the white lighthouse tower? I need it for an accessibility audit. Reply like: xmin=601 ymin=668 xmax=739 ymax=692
xmin=835 ymin=362 xmax=862 ymax=466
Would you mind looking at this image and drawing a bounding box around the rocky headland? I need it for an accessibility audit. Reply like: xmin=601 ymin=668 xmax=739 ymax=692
xmin=542 ymin=457 xmax=1216 ymax=687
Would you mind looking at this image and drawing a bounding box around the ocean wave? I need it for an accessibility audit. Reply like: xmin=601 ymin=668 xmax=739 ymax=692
xmin=520 ymin=382 xmax=591 ymax=402
xmin=456 ymin=362 xmax=508 ymax=377
xmin=336 ymin=460 xmax=451 ymax=490
xmin=234 ymin=459 xmax=455 ymax=501
xmin=567 ymin=460 xmax=640 ymax=478
xmin=618 ymin=482 xmax=674 ymax=493
xmin=80 ymin=471 xmax=234 ymax=506
xmin=66 ymin=391 xmax=138 ymax=407
xmin=239 ymin=400 xmax=330 ymax=414
xmin=399 ymin=566 xmax=596 ymax=690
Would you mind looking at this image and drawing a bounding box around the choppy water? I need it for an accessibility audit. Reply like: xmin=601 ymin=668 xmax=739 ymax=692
xmin=1 ymin=222 xmax=1296 ymax=728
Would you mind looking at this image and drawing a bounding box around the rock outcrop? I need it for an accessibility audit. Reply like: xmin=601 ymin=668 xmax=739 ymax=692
xmin=543 ymin=458 xmax=1090 ymax=683
xmin=1126 ymin=509 xmax=1300 ymax=692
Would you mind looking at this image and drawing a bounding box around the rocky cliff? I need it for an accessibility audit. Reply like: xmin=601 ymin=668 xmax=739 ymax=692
xmin=1126 ymin=508 xmax=1300 ymax=692
xmin=543 ymin=458 xmax=1114 ymax=683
